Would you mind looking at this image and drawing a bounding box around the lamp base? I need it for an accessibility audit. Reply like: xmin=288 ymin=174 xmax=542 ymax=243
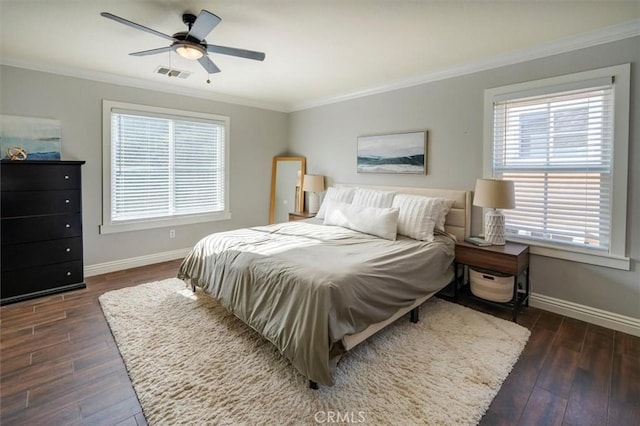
xmin=484 ymin=209 xmax=506 ymax=245
xmin=308 ymin=192 xmax=320 ymax=214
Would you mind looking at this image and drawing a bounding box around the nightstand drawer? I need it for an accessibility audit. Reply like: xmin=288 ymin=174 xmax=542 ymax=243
xmin=455 ymin=243 xmax=528 ymax=276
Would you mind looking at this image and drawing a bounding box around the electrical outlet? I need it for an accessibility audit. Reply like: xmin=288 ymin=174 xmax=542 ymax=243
xmin=169 ymin=229 xmax=176 ymax=239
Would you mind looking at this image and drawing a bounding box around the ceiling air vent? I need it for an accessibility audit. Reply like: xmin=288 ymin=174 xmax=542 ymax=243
xmin=155 ymin=66 xmax=192 ymax=79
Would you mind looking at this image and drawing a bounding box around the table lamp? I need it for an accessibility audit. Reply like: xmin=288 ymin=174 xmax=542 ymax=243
xmin=473 ymin=178 xmax=515 ymax=245
xmin=302 ymin=174 xmax=325 ymax=214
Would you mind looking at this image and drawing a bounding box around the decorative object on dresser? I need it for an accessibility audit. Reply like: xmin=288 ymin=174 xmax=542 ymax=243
xmin=6 ymin=147 xmax=27 ymax=161
xmin=1 ymin=160 xmax=86 ymax=305
xmin=288 ymin=211 xmax=315 ymax=221
xmin=302 ymin=174 xmax=325 ymax=214
xmin=454 ymin=241 xmax=530 ymax=322
xmin=473 ymin=178 xmax=515 ymax=245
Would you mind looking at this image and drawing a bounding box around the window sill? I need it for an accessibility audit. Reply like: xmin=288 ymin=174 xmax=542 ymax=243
xmin=506 ymin=237 xmax=630 ymax=270
xmin=100 ymin=211 xmax=231 ymax=234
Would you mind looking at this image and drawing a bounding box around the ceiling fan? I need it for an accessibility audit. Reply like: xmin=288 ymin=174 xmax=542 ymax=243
xmin=100 ymin=10 xmax=265 ymax=75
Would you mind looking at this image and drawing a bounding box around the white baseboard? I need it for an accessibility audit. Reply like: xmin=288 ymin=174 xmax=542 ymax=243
xmin=84 ymin=248 xmax=191 ymax=277
xmin=530 ymin=293 xmax=640 ymax=337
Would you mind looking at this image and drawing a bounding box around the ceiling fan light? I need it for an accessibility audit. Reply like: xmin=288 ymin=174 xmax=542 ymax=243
xmin=175 ymin=44 xmax=204 ymax=60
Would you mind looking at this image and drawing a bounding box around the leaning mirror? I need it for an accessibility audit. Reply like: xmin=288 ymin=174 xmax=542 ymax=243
xmin=270 ymin=156 xmax=306 ymax=224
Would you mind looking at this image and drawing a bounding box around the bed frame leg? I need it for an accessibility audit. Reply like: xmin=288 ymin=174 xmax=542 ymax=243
xmin=410 ymin=307 xmax=419 ymax=323
xmin=309 ymin=380 xmax=318 ymax=390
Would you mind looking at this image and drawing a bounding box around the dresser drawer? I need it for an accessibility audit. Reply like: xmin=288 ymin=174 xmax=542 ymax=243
xmin=1 ymin=163 xmax=81 ymax=191
xmin=1 ymin=260 xmax=83 ymax=299
xmin=1 ymin=190 xmax=81 ymax=217
xmin=1 ymin=214 xmax=82 ymax=244
xmin=1 ymin=237 xmax=82 ymax=271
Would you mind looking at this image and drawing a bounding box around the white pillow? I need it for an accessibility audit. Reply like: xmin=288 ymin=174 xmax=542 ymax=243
xmin=351 ymin=188 xmax=396 ymax=208
xmin=316 ymin=187 xmax=356 ymax=219
xmin=391 ymin=194 xmax=444 ymax=242
xmin=323 ymin=199 xmax=399 ymax=241
xmin=436 ymin=199 xmax=455 ymax=232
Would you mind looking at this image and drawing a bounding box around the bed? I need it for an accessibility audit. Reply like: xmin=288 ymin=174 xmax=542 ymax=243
xmin=178 ymin=184 xmax=471 ymax=388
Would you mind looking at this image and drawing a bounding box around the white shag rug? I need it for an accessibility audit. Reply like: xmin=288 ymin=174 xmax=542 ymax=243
xmin=99 ymin=278 xmax=530 ymax=425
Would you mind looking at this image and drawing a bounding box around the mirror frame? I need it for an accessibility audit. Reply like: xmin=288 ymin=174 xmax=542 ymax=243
xmin=269 ymin=156 xmax=306 ymax=224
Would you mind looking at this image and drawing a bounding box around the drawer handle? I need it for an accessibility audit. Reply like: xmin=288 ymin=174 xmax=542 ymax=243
xmin=65 ymin=224 xmax=71 ymax=228
xmin=66 ymin=248 xmax=71 ymax=252
xmin=65 ymin=199 xmax=70 ymax=204
xmin=64 ymin=175 xmax=69 ymax=180
xmin=66 ymin=272 xmax=71 ymax=276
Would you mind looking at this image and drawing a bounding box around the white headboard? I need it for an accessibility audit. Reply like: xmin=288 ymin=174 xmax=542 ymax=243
xmin=335 ymin=184 xmax=471 ymax=242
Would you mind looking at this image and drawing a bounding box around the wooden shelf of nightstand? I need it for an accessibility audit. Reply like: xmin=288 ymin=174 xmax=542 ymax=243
xmin=454 ymin=241 xmax=530 ymax=322
xmin=288 ymin=211 xmax=316 ymax=221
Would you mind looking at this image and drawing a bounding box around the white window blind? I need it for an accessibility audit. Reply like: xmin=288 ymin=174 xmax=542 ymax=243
xmin=110 ymin=109 xmax=226 ymax=223
xmin=492 ymin=83 xmax=613 ymax=252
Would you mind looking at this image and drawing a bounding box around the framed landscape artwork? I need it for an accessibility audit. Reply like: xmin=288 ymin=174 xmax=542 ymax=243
xmin=0 ymin=115 xmax=62 ymax=160
xmin=357 ymin=130 xmax=426 ymax=174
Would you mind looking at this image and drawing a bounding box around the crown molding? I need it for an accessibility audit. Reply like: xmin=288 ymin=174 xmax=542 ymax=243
xmin=2 ymin=19 xmax=638 ymax=114
xmin=289 ymin=19 xmax=640 ymax=112
xmin=0 ymin=57 xmax=289 ymax=113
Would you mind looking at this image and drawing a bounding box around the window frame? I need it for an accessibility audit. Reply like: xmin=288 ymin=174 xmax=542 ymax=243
xmin=101 ymin=100 xmax=231 ymax=234
xmin=483 ymin=64 xmax=630 ymax=270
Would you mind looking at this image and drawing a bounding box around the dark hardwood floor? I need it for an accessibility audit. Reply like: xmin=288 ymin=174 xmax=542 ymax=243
xmin=1 ymin=260 xmax=638 ymax=425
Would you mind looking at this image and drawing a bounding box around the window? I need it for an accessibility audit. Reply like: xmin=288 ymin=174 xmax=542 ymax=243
xmin=101 ymin=101 xmax=230 ymax=233
xmin=484 ymin=64 xmax=630 ymax=270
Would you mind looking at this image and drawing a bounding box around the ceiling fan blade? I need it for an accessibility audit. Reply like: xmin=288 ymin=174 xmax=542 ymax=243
xmin=129 ymin=46 xmax=173 ymax=57
xmin=206 ymin=44 xmax=265 ymax=61
xmin=198 ymin=56 xmax=221 ymax=74
xmin=101 ymin=12 xmax=174 ymax=42
xmin=188 ymin=10 xmax=221 ymax=41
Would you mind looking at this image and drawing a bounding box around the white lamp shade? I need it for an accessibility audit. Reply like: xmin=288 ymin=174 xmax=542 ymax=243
xmin=473 ymin=179 xmax=515 ymax=209
xmin=302 ymin=175 xmax=325 ymax=193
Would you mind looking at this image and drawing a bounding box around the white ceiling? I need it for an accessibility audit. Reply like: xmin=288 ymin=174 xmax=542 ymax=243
xmin=1 ymin=1 xmax=639 ymax=111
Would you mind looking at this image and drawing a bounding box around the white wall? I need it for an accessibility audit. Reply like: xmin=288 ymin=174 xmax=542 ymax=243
xmin=0 ymin=65 xmax=289 ymax=267
xmin=289 ymin=37 xmax=640 ymax=320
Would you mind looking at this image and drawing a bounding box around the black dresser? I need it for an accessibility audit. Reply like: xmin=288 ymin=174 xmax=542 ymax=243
xmin=1 ymin=160 xmax=86 ymax=305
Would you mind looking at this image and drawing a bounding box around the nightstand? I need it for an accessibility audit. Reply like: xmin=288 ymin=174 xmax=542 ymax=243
xmin=288 ymin=211 xmax=316 ymax=221
xmin=454 ymin=241 xmax=530 ymax=322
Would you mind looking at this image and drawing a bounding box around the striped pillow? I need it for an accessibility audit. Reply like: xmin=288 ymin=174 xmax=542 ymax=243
xmin=392 ymin=194 xmax=445 ymax=242
xmin=351 ymin=188 xmax=396 ymax=208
